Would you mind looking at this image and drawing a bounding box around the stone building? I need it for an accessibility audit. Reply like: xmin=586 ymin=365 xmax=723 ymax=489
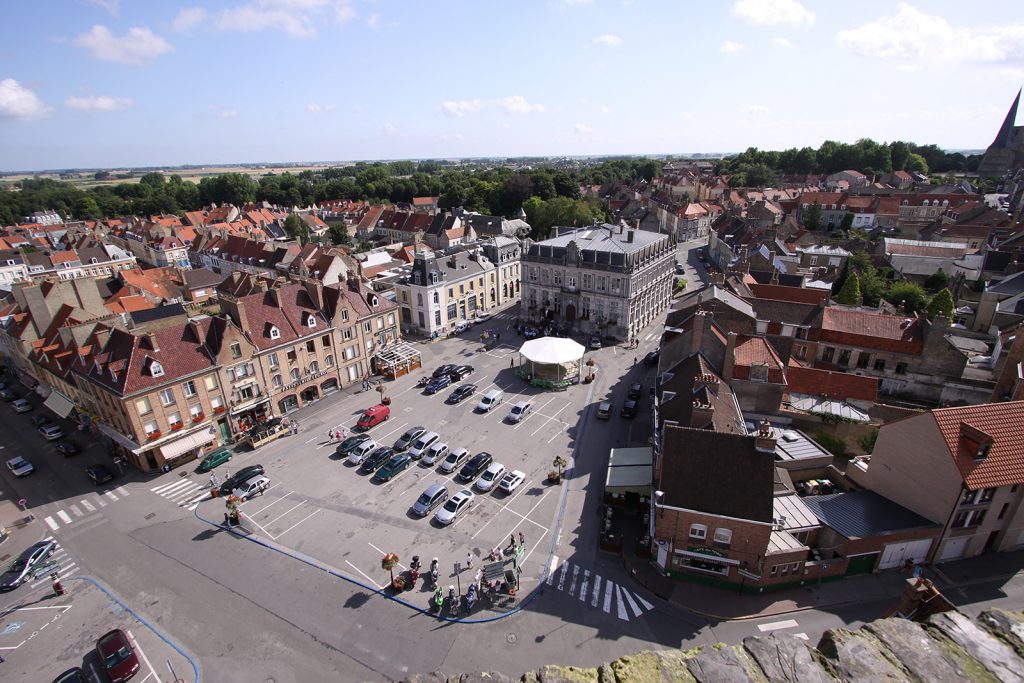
xmin=479 ymin=235 xmax=523 ymax=309
xmin=520 ymin=224 xmax=674 ymax=340
xmin=393 ymin=247 xmax=499 ymax=338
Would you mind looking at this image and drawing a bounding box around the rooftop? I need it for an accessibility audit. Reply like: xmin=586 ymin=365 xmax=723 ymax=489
xmin=801 ymin=491 xmax=937 ymax=538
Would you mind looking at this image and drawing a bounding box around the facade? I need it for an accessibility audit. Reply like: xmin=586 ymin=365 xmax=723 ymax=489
xmin=393 ymin=248 xmax=500 ymax=338
xmin=479 ymin=236 xmax=523 ymax=309
xmin=521 ymin=225 xmax=674 ymax=340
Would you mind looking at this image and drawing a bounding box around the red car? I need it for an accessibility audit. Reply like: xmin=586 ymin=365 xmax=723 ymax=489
xmin=356 ymin=403 xmax=390 ymax=430
xmin=96 ymin=629 xmax=140 ymax=682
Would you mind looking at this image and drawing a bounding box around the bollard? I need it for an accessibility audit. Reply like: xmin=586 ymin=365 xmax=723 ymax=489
xmin=17 ymin=499 xmax=27 ymax=511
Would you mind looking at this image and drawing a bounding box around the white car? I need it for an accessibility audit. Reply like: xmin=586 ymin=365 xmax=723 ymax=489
xmin=233 ymin=475 xmax=270 ymax=500
xmin=408 ymin=431 xmax=440 ymax=460
xmin=11 ymin=399 xmax=32 ymax=413
xmin=434 ymin=489 xmax=475 ymax=526
xmin=6 ymin=456 xmax=34 ymax=477
xmin=421 ymin=441 xmax=449 ymax=466
xmin=506 ymin=401 xmax=532 ymax=423
xmin=439 ymin=447 xmax=470 ymax=474
xmin=475 ymin=462 xmax=506 ymax=492
xmin=498 ymin=469 xmax=526 ymax=494
xmin=345 ymin=439 xmax=378 ymax=466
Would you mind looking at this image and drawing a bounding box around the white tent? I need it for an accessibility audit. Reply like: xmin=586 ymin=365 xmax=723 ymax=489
xmin=519 ymin=337 xmax=585 ymax=364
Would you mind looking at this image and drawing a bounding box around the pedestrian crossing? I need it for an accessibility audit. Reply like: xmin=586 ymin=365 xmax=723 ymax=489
xmin=545 ymin=556 xmax=654 ymax=621
xmin=149 ymin=478 xmax=211 ymax=511
xmin=42 ymin=486 xmax=129 ymax=532
xmin=756 ymin=618 xmax=807 ymax=640
xmin=29 ymin=537 xmax=78 ymax=589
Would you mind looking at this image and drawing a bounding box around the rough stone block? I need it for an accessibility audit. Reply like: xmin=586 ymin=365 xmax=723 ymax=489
xmin=605 ymin=650 xmax=696 ymax=683
xmin=979 ymin=608 xmax=1024 ymax=659
xmin=743 ymin=632 xmax=831 ymax=683
xmin=685 ymin=645 xmax=758 ymax=683
xmin=866 ymin=616 xmax=972 ymax=682
xmin=537 ymin=664 xmax=600 ymax=683
xmin=817 ymin=627 xmax=911 ymax=681
xmin=458 ymin=674 xmax=515 ymax=683
xmin=401 ymin=673 xmax=450 ymax=683
xmin=928 ymin=611 xmax=1024 ymax=683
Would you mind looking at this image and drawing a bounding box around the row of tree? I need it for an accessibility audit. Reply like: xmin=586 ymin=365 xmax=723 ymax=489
xmin=833 ymin=252 xmax=954 ymax=320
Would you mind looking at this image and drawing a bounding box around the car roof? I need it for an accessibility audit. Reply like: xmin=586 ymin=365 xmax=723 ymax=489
xmin=451 ymin=489 xmax=472 ymax=501
xmin=417 ymin=431 xmax=439 ymax=440
xmin=485 ymin=462 xmax=504 ymax=472
xmin=450 ymin=447 xmax=469 ymax=456
xmin=599 ymin=401 xmax=611 ymax=408
xmin=513 ymin=401 xmax=529 ymax=408
xmin=422 ymin=482 xmax=447 ymax=495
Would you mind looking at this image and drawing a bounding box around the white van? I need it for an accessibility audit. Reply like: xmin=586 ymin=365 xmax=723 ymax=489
xmin=408 ymin=431 xmax=440 ymax=459
xmin=476 ymin=389 xmax=504 ymax=413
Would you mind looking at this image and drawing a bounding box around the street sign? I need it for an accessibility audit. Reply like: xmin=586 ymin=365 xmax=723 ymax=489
xmin=453 ymin=561 xmax=461 ymax=576
xmin=482 ymin=561 xmax=505 ymax=581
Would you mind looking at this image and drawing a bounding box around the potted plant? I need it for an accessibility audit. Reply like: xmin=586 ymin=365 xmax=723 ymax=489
xmin=381 ymin=552 xmax=400 ymax=588
xmin=148 ymin=430 xmax=162 ymax=441
xmin=193 ymin=412 xmax=205 ymax=422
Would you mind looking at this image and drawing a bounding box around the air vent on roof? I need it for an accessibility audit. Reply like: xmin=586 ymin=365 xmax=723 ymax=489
xmin=781 ymin=430 xmax=799 ymax=442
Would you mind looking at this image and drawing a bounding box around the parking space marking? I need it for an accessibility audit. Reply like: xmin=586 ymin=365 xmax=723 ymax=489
xmin=578 ymin=570 xmax=590 ymax=602
xmin=367 ymin=542 xmax=405 ymax=570
xmin=757 ymin=619 xmax=799 ymax=632
xmin=512 ymin=395 xmax=557 ymax=430
xmin=275 ymin=509 xmax=320 ymax=538
xmin=262 ymin=499 xmax=308 ymax=527
xmin=248 ymin=490 xmax=294 ymax=516
xmin=127 ymin=629 xmax=162 ymax=683
xmin=57 ymin=510 xmax=72 ymax=524
xmin=240 ymin=512 xmax=273 ymax=537
xmin=557 ymin=560 xmax=568 ymax=590
xmin=69 ymin=504 xmax=83 ymax=517
xmin=346 ymin=560 xmax=385 ymax=589
xmin=530 ymin=401 xmax=571 ymax=436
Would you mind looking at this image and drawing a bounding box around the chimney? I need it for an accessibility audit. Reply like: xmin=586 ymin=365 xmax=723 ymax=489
xmin=690 ymin=399 xmax=715 ymax=429
xmin=754 ymin=418 xmax=777 ymax=452
xmin=145 ymin=332 xmax=160 ymax=352
xmin=690 ymin=309 xmax=710 ymax=355
xmin=723 ymin=332 xmax=738 ymax=382
xmin=347 ymin=272 xmax=360 ymax=293
xmin=304 ymin=280 xmax=324 ymax=311
xmin=627 ymin=230 xmax=635 ymax=243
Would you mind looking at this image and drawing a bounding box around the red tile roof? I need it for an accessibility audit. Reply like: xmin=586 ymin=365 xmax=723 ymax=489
xmin=750 ymin=283 xmax=828 ymax=305
xmin=730 ymin=335 xmax=785 ymax=383
xmin=931 ymin=402 xmax=1024 ymax=489
xmin=785 ymin=364 xmax=878 ymax=401
xmin=817 ymin=308 xmax=924 ymax=354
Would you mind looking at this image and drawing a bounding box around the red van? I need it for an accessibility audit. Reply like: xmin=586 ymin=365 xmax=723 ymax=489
xmin=356 ymin=403 xmax=391 ymax=430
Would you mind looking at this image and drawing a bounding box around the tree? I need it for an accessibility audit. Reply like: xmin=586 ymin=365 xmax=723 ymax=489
xmin=835 ymin=272 xmax=861 ymax=305
xmin=74 ymin=196 xmax=102 ymax=220
xmin=327 ymin=222 xmax=351 ymax=245
xmin=839 ymin=213 xmax=854 ymax=232
xmin=905 ymin=153 xmax=929 ymax=175
xmin=283 ymin=214 xmax=309 ymax=243
xmin=803 ymin=201 xmax=823 ymax=230
xmin=924 ymin=269 xmax=949 ymax=292
xmin=925 ymin=288 xmax=954 ymax=321
xmin=885 ymin=281 xmax=928 ymax=315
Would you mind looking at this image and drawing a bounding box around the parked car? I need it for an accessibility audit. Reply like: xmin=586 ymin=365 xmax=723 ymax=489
xmin=432 ymin=364 xmax=457 ymax=379
xmin=345 ymin=439 xmax=379 ymax=466
xmin=6 ymin=456 xmax=34 ymax=477
xmin=628 ymin=383 xmax=643 ymax=400
xmin=476 ymin=389 xmax=503 ymax=412
xmin=498 ymin=469 xmax=526 ymax=494
xmin=39 ymin=424 xmax=64 ymax=441
xmin=440 ymin=447 xmax=470 ymax=474
xmin=408 ymin=431 xmax=440 ymax=459
xmin=0 ymin=388 xmax=17 ymax=401
xmin=55 ymin=442 xmax=81 ymax=457
xmin=0 ymin=539 xmax=56 ymax=591
xmin=434 ymin=489 xmax=474 ymax=526
xmin=356 ymin=403 xmax=390 ymax=430
xmin=218 ymin=464 xmax=265 ymax=496
xmin=506 ymin=401 xmax=532 ymax=423
xmin=85 ymin=464 xmax=114 ymax=485
xmin=52 ymin=668 xmax=88 ymax=683
xmin=394 ymin=426 xmax=425 ymax=451
xmin=373 ymin=452 xmax=413 ymax=482
xmin=336 ymin=433 xmax=372 ymax=456
xmin=360 ymin=446 xmax=394 ymax=474
xmin=675 ymin=262 xmax=685 ymax=275
xmin=475 ymin=462 xmax=507 ymax=492
xmin=643 ymin=351 xmax=659 ymax=367
xmin=453 ymin=321 xmax=471 ymax=334
xmin=96 ymin=628 xmax=141 ymax=683
xmin=458 ymin=452 xmax=493 ymax=482
xmin=424 ymin=375 xmax=452 ymax=395
xmin=421 ymin=441 xmax=449 ymax=466
xmin=620 ymin=400 xmax=638 ymax=419
xmin=196 ymin=447 xmax=231 ymax=472
xmin=411 ymin=482 xmax=449 ymax=517
xmin=596 ymin=402 xmax=612 ymax=420
xmin=448 ymin=365 xmax=474 ymax=380
xmin=589 ymin=336 xmax=602 ymax=350
xmin=233 ymin=475 xmax=270 ymax=500
xmin=474 ymin=313 xmax=493 ymax=325
xmin=29 ymin=414 xmax=50 ymax=428
xmin=11 ymin=398 xmax=32 ymax=413
xmin=447 ymin=383 xmax=477 ymax=404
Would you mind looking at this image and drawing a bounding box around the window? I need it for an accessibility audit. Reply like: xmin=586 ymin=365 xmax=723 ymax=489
xmin=434 ymin=310 xmax=441 ymax=326
xmin=838 ymin=349 xmax=851 ymax=367
xmin=712 ymin=528 xmax=733 ymax=546
xmin=822 ymin=347 xmax=835 ymax=363
xmin=237 ymin=385 xmax=254 ymax=401
xmin=363 ymin=321 xmax=372 ymax=333
xmin=168 ymin=411 xmax=182 ymax=427
xmin=286 ymin=348 xmax=297 ymax=362
xmin=809 ymin=256 xmax=819 ymax=266
xmin=309 ymin=360 xmax=319 ymax=374
xmin=377 ymin=316 xmax=384 ymax=330
xmin=447 ymin=303 xmax=457 ymax=320
xmin=290 ymin=368 xmax=300 ymax=381
xmin=954 ymin=509 xmax=987 ymax=528
xmin=874 ymin=359 xmax=886 ymax=372
xmin=210 ymin=395 xmax=223 ymax=409
xmin=269 ymin=326 xmax=281 ymax=340
xmin=230 ymin=342 xmax=242 ymax=359
xmin=272 ymin=375 xmax=283 ymax=388
xmin=143 ymin=420 xmax=159 ymax=436
xmin=387 ymin=313 xmax=395 ymax=326
xmin=159 ymin=388 xmax=175 ymax=406
xmin=182 ymin=381 xmax=197 ymax=397
xmin=432 ymin=292 xmax=439 ymax=304
xmin=150 ymin=361 xmax=165 ymax=377
xmin=999 ymin=503 xmax=1010 ymax=520
xmin=321 ymin=334 xmax=331 ymax=348
xmin=341 ymin=309 xmax=349 ymax=322
xmin=136 ymin=397 xmax=152 ymax=415
xmin=306 ymin=340 xmax=316 ymax=353
xmin=189 ymin=404 xmax=202 ymax=418
xmin=856 ymin=353 xmax=870 ymax=369
xmin=204 ymin=376 xmax=216 ymax=391
xmin=268 ymin=352 xmax=279 ymax=368
xmin=688 ymin=524 xmax=707 ymax=540
xmin=325 ymin=354 xmax=334 ymax=368
xmin=306 ymin=314 xmax=316 ymax=328
xmin=895 ymin=362 xmax=908 ymax=375
xmin=770 ymin=564 xmax=779 ymax=577
xmin=794 ymin=345 xmax=808 ymax=361
xmin=980 ymin=488 xmax=997 ymax=503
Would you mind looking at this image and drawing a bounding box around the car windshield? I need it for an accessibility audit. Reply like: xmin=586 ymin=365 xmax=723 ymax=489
xmin=444 ymin=452 xmax=458 ymax=462
xmin=8 ymin=559 xmax=27 ymax=572
xmin=483 ymin=470 xmax=496 ymax=481
xmin=442 ymin=498 xmax=459 ymax=512
xmin=416 ymin=493 xmax=431 ymax=506
xmin=104 ymin=645 xmax=131 ymax=667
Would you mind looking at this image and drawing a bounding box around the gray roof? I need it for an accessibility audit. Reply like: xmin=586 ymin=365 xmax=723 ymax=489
xmin=744 ymin=423 xmax=833 ymax=463
xmin=989 ymin=271 xmax=1024 ymax=296
xmin=772 ymin=494 xmax=819 ymax=531
xmin=801 ymin=491 xmax=937 ymax=539
xmin=539 ymin=224 xmax=668 ymax=255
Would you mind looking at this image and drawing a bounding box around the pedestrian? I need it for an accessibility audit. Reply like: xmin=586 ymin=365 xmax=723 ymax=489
xmin=341 ymin=427 xmax=349 ymax=439
xmin=518 ymin=532 xmax=525 ymax=547
xmin=509 ymin=358 xmax=514 ymax=369
xmin=509 ymin=533 xmax=516 ymax=548
xmin=633 ymin=356 xmax=638 ymax=366
xmin=465 ymin=552 xmax=473 ymax=571
xmin=328 ymin=429 xmax=334 ymax=442
xmin=209 ymin=472 xmax=218 ymax=487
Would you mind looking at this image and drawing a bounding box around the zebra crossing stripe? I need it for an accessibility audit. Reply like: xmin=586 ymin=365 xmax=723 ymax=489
xmin=578 ymin=570 xmax=590 ymax=602
xmin=614 ymin=584 xmax=629 ymax=621
xmin=43 ymin=517 xmax=58 ymax=532
xmin=103 ymin=490 xmax=118 ymax=501
xmin=80 ymin=499 xmax=96 ymax=512
xmin=603 ymin=580 xmax=614 ymax=613
xmin=94 ymin=496 xmax=107 ymax=507
xmin=634 ymin=593 xmax=654 ymax=611
xmin=57 ymin=510 xmax=72 ymax=524
xmin=115 ymin=486 xmax=129 ymax=496
xmin=621 ymin=587 xmax=643 ymax=618
xmin=545 ymin=555 xmax=559 ymax=585
xmin=557 ymin=561 xmax=568 ymax=591
xmin=591 ymin=575 xmax=601 ymax=608
xmin=152 ymin=479 xmax=192 ymax=494
xmin=568 ymin=565 xmax=579 ymax=596
xmin=69 ymin=504 xmax=83 ymax=517
xmin=169 ymin=485 xmax=204 ymax=502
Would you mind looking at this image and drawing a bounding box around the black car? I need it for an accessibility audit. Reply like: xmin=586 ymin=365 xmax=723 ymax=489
xmin=447 ymin=383 xmax=477 ymax=404
xmin=643 ymin=351 xmax=659 ymax=367
xmin=52 ymin=668 xmax=88 ymax=683
xmin=432 ymin=364 xmax=457 ymax=379
xmin=424 ymin=375 xmax=452 ymax=395
xmin=218 ymin=464 xmax=265 ymax=496
xmin=0 ymin=539 xmax=56 ymax=591
xmin=628 ymin=383 xmax=643 ymax=400
xmin=0 ymin=387 xmax=17 ymax=401
xmin=394 ymin=426 xmax=426 ymax=451
xmin=85 ymin=464 xmax=114 ymax=485
xmin=55 ymin=442 xmax=81 ymax=457
xmin=30 ymin=414 xmax=51 ymax=428
xmin=360 ymin=446 xmax=394 ymax=473
xmin=448 ymin=365 xmax=474 ymax=381
xmin=458 ymin=451 xmax=493 ymax=483
xmin=620 ymin=400 xmax=638 ymax=419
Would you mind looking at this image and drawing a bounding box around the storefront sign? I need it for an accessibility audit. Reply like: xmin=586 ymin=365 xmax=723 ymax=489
xmin=283 ymin=369 xmax=329 ymax=391
xmin=687 ymin=545 xmax=728 ymax=559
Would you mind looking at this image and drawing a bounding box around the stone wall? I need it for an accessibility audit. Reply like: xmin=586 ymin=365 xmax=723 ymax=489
xmin=401 ymin=608 xmax=1024 ymax=683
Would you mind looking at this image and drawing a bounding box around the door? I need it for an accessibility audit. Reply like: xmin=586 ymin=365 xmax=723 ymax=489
xmin=657 ymin=543 xmax=668 ymax=570
xmin=878 ymin=539 xmax=933 ymax=569
xmin=564 ymin=304 xmax=576 ymax=323
xmin=938 ymin=536 xmax=969 ymax=562
xmin=844 ymin=553 xmax=878 ymax=576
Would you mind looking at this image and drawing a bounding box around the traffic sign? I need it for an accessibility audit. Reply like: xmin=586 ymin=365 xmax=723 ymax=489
xmin=482 ymin=561 xmax=505 ymax=581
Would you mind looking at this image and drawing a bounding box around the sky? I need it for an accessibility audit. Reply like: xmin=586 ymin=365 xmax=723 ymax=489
xmin=1 ymin=0 xmax=1022 ymax=171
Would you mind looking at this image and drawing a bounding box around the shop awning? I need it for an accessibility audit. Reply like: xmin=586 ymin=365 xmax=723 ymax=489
xmin=43 ymin=391 xmax=75 ymax=418
xmin=230 ymin=396 xmax=270 ymax=415
xmin=160 ymin=426 xmax=217 ymax=461
xmin=97 ymin=423 xmax=143 ymax=454
xmin=605 ymin=447 xmax=653 ymax=495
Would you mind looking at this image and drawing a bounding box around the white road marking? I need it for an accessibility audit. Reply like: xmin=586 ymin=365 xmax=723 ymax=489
xmin=568 ymin=564 xmax=579 ymax=596
xmin=792 ymin=633 xmax=809 ymax=640
xmin=166 ymin=484 xmax=204 ymax=502
xmin=368 ymin=541 xmax=405 ymax=570
xmin=591 ymin=575 xmax=601 ymax=608
xmin=634 ymin=593 xmax=654 ymax=611
xmin=115 ymin=485 xmax=129 ymax=496
xmin=69 ymin=504 xmax=83 ymax=517
xmin=57 ymin=510 xmax=72 ymax=524
xmin=274 ymin=509 xmax=320 ymax=538
xmin=614 ymin=584 xmax=629 ymax=621
xmin=346 ymin=560 xmax=385 ymax=589
xmin=156 ymin=479 xmax=197 ymax=495
xmin=603 ymin=579 xmax=614 ymax=613
xmin=262 ymin=499 xmax=308 ymax=527
xmin=621 ymin=588 xmax=643 ymax=618
xmin=93 ymin=496 xmax=107 ymax=507
xmin=557 ymin=561 xmax=568 ymax=591
xmin=150 ymin=480 xmax=185 ymax=493
xmin=103 ymin=490 xmax=118 ymax=502
xmin=79 ymin=499 xmax=96 ymax=512
xmin=644 ymin=332 xmax=655 ymax=341
xmin=545 ymin=555 xmax=559 ymax=585
xmin=578 ymin=569 xmax=590 ymax=602
xmin=44 ymin=516 xmax=59 ymax=531
xmin=249 ymin=491 xmax=292 ymax=516
xmin=127 ymin=629 xmax=162 ymax=683
xmin=757 ymin=619 xmax=800 ymax=632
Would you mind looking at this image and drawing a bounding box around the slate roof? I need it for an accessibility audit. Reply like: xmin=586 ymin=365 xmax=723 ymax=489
xmin=931 ymin=401 xmax=1024 ymax=489
xmin=182 ymin=268 xmax=225 ymax=290
xmin=533 ymin=224 xmax=668 ymax=255
xmin=801 ymin=491 xmax=937 ymax=539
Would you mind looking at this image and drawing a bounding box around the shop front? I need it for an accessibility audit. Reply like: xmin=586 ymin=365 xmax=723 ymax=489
xmin=672 ymin=548 xmax=739 ymax=579
xmin=158 ymin=425 xmax=219 ymax=470
xmin=229 ymin=396 xmax=272 ymax=434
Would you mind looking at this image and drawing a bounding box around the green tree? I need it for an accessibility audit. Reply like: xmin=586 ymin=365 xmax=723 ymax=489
xmin=835 ymin=272 xmax=861 ymax=305
xmin=803 ymin=201 xmax=823 ymax=230
xmin=905 ymin=153 xmax=929 ymax=175
xmin=327 ymin=222 xmax=351 ymax=245
xmin=839 ymin=213 xmax=854 ymax=232
xmin=924 ymin=269 xmax=949 ymax=292
xmin=283 ymin=214 xmax=309 ymax=243
xmin=885 ymin=281 xmax=928 ymax=314
xmin=925 ymin=288 xmax=954 ymax=321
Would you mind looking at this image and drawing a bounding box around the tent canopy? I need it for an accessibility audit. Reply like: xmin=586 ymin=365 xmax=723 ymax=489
xmin=519 ymin=336 xmax=585 ymax=364
xmin=605 ymin=447 xmax=653 ymax=495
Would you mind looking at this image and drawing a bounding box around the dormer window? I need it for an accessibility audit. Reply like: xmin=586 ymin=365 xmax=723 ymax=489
xmin=306 ymin=315 xmax=316 ymax=328
xmin=149 ymin=360 xmax=165 ymax=377
xmin=960 ymin=422 xmax=994 ymax=460
xmin=269 ymin=325 xmax=281 ymax=340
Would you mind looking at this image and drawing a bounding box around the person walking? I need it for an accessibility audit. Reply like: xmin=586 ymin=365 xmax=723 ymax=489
xmin=633 ymin=356 xmax=638 ymax=366
xmin=209 ymin=472 xmax=218 ymax=487
xmin=465 ymin=552 xmax=473 ymax=571
xmin=518 ymin=532 xmax=525 ymax=547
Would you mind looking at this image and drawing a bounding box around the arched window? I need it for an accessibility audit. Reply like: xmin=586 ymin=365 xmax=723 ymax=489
xmin=290 ymin=368 xmax=300 ymax=380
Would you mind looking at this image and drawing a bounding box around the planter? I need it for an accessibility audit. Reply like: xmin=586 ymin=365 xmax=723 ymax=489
xmin=170 ymin=423 xmax=183 ymax=431
xmin=547 ymin=471 xmax=561 ymax=484
xmin=391 ymin=576 xmax=406 ymax=591
xmin=213 ymin=406 xmax=226 ymax=415
xmin=148 ymin=431 xmax=162 ymax=441
xmin=193 ymin=414 xmax=205 ymax=423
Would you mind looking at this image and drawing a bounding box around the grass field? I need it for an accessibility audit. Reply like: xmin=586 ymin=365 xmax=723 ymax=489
xmin=1 ymin=163 xmax=340 ymax=189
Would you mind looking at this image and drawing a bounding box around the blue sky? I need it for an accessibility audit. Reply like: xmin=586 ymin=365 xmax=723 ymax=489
xmin=1 ymin=0 xmax=1022 ymax=171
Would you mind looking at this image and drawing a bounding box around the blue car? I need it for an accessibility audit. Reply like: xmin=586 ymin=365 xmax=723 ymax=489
xmin=424 ymin=375 xmax=452 ymax=395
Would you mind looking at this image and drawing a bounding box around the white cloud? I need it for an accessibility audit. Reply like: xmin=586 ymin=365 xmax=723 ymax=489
xmin=600 ymin=104 xmax=612 ymax=114
xmin=835 ymin=3 xmax=1024 ymax=64
xmin=440 ymin=99 xmax=486 ymax=117
xmin=0 ymin=79 xmax=52 ymax=120
xmin=745 ymin=104 xmax=771 ymax=115
xmin=173 ymin=7 xmax=207 ymax=32
xmin=720 ymin=40 xmax=746 ymax=53
xmin=440 ymin=133 xmax=464 ymax=142
xmin=334 ymin=0 xmax=356 ymax=25
xmin=73 ymin=25 xmax=173 ymax=65
xmin=216 ymin=109 xmax=239 ymax=119
xmin=217 ymin=5 xmax=316 ymax=38
xmin=731 ymin=0 xmax=814 ymax=27
xmin=561 ymin=0 xmax=594 ymax=5
xmin=773 ymin=37 xmax=792 ymax=48
xmin=84 ymin=0 xmax=120 ymax=14
xmin=500 ymin=95 xmax=544 ymax=115
xmin=574 ymin=123 xmax=593 ymax=135
xmin=381 ymin=123 xmax=398 ymax=136
xmin=593 ymin=34 xmax=622 ymax=46
xmin=306 ymin=102 xmax=336 ymax=113
xmin=65 ymin=95 xmax=132 ymax=111
xmin=366 ymin=12 xmax=380 ymax=28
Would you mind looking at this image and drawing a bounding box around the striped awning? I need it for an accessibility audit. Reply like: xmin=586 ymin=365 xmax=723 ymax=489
xmin=160 ymin=426 xmax=217 ymax=461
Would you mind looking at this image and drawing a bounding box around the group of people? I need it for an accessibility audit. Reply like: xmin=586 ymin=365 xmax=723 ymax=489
xmin=329 ymin=427 xmax=350 ymax=442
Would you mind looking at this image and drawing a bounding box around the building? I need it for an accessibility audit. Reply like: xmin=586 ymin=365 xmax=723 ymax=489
xmin=393 ymin=247 xmax=499 ymax=337
xmin=479 ymin=236 xmax=523 ymax=309
xmin=978 ymin=87 xmax=1024 ymax=178
xmin=520 ymin=224 xmax=674 ymax=340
